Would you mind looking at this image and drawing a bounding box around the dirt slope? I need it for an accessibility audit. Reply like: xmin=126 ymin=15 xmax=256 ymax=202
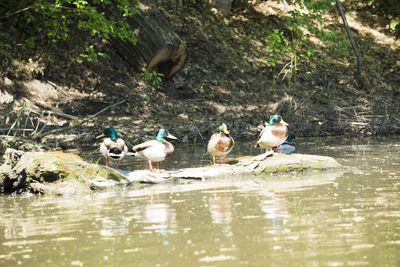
xmin=0 ymin=0 xmax=399 ymax=152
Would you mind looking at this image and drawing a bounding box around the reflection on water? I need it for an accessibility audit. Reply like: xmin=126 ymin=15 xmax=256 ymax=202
xmin=1 ymin=136 xmax=400 ymax=266
xmin=259 ymin=190 xmax=289 ymax=234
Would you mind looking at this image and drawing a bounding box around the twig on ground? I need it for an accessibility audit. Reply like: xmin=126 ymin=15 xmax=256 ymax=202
xmin=46 ymin=81 xmax=71 ymax=96
xmin=7 ymin=100 xmax=26 ymax=136
xmin=37 ymin=96 xmax=133 ymax=137
xmin=29 ymin=106 xmax=80 ymax=121
xmin=0 ymin=128 xmax=34 ymax=132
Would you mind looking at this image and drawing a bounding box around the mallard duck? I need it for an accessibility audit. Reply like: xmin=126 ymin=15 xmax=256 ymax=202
xmin=207 ymin=123 xmax=234 ymax=166
xmin=131 ymin=129 xmax=177 ymax=172
xmin=273 ymin=132 xmax=296 ymax=154
xmin=256 ymin=115 xmax=289 ymax=153
xmin=99 ymin=127 xmax=128 ymax=168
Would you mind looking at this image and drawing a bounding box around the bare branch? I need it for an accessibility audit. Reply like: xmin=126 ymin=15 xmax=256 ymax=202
xmin=335 ymin=0 xmax=363 ymax=87
xmin=37 ymin=96 xmax=133 ymax=137
xmin=0 ymin=6 xmax=33 ymax=21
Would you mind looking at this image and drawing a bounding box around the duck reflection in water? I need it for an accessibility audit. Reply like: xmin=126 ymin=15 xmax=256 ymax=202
xmin=209 ymin=190 xmax=234 ymax=237
xmin=141 ymin=201 xmax=177 ymax=245
xmin=259 ymin=190 xmax=289 ymax=234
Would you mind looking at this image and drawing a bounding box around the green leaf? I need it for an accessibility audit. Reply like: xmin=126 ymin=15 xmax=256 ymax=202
xmin=390 ymin=19 xmax=400 ymax=31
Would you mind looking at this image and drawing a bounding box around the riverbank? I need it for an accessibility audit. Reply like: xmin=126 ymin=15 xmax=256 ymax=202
xmin=0 ymin=0 xmax=399 ymax=153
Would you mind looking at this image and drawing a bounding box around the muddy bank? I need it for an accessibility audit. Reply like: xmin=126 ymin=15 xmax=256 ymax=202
xmin=0 ymin=0 xmax=399 ymax=152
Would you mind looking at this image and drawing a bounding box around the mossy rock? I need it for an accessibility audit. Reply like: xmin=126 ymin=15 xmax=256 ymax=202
xmin=123 ymin=152 xmax=345 ymax=183
xmin=257 ymin=154 xmax=342 ymax=175
xmin=0 ymin=149 xmax=346 ymax=194
xmin=0 ymin=150 xmax=128 ymax=194
xmin=260 ymin=162 xmax=325 ymax=174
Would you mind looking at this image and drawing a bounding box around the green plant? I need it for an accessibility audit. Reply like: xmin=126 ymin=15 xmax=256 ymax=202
xmin=263 ymin=0 xmax=350 ymax=84
xmin=264 ymin=29 xmax=290 ymax=67
xmin=390 ymin=18 xmax=400 ymax=39
xmin=390 ymin=19 xmax=400 ymax=31
xmin=139 ymin=69 xmax=164 ymax=88
xmin=80 ymin=45 xmax=105 ymax=62
xmin=264 ymin=29 xmax=305 ymax=84
xmin=0 ymin=41 xmax=11 ymax=51
xmin=367 ymin=0 xmax=399 ymax=38
xmin=0 ymin=139 xmax=8 ymax=156
xmin=289 ymin=0 xmax=351 ymax=54
xmin=3 ymin=0 xmax=139 ymax=60
xmin=198 ymin=85 xmax=215 ymax=100
xmin=7 ymin=100 xmax=26 ymax=136
xmin=25 ymin=37 xmax=36 ymax=49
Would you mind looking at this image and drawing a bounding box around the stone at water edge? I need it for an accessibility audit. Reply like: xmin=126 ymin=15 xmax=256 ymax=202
xmin=0 ymin=149 xmax=129 ymax=194
xmin=0 ymin=149 xmax=345 ymax=194
xmin=121 ymin=152 xmax=344 ymax=182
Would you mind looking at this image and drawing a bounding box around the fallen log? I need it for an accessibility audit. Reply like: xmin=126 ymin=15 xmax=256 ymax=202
xmin=0 ymin=149 xmax=345 ymax=195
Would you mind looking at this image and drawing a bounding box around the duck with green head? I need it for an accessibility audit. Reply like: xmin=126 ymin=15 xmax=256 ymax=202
xmin=207 ymin=123 xmax=234 ymax=166
xmin=131 ymin=129 xmax=177 ymax=172
xmin=256 ymin=115 xmax=289 ymax=153
xmin=273 ymin=132 xmax=296 ymax=154
xmin=99 ymin=127 xmax=128 ymax=169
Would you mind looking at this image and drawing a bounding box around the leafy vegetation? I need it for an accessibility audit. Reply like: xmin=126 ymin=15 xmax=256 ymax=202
xmin=139 ymin=69 xmax=164 ymax=89
xmin=0 ymin=0 xmax=139 ymax=60
xmin=263 ymin=0 xmax=349 ymax=83
xmin=0 ymin=0 xmax=399 ymax=147
xmin=367 ymin=0 xmax=400 ymax=38
xmin=80 ymin=45 xmax=105 ymax=62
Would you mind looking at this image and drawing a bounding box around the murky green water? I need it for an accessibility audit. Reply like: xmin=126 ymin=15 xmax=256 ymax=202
xmin=1 ymin=136 xmax=400 ymax=266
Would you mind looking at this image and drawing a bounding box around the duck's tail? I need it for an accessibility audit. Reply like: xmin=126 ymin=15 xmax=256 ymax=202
xmin=108 ymin=148 xmax=123 ymax=159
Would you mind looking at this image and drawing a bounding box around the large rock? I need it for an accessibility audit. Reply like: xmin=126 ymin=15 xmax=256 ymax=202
xmin=122 ymin=151 xmax=344 ymax=183
xmin=0 ymin=149 xmax=129 ymax=194
xmin=0 ymin=149 xmax=344 ymax=195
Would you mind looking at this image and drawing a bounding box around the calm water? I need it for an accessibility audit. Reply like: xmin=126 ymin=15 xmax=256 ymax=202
xmin=1 ymin=136 xmax=400 ymax=266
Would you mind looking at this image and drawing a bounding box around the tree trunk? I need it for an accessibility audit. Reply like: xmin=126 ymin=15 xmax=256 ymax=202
xmin=208 ymin=0 xmax=232 ymax=17
xmin=335 ymin=0 xmax=363 ymax=87
xmin=107 ymin=7 xmax=188 ymax=79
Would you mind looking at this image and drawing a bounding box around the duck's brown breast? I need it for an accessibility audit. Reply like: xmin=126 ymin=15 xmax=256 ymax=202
xmin=271 ymin=123 xmax=289 ymax=139
xmin=163 ymin=141 xmax=175 ymax=158
xmin=216 ymin=133 xmax=234 ymax=152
